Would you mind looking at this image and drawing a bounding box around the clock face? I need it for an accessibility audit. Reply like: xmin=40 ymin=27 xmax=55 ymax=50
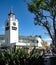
xmin=13 ymin=22 xmax=16 ymax=26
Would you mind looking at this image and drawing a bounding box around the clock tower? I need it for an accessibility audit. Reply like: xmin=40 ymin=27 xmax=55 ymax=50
xmin=5 ymin=9 xmax=18 ymax=46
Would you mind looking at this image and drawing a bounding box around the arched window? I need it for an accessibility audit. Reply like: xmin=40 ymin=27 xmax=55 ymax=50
xmin=6 ymin=22 xmax=9 ymax=26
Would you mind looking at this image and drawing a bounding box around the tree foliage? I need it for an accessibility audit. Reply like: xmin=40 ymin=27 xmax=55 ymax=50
xmin=27 ymin=0 xmax=56 ymax=54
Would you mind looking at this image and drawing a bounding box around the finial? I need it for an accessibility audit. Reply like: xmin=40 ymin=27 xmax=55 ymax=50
xmin=10 ymin=7 xmax=13 ymax=13
xmin=8 ymin=7 xmax=15 ymax=15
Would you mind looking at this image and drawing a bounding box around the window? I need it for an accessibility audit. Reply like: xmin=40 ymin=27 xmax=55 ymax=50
xmin=12 ymin=27 xmax=17 ymax=30
xmin=13 ymin=22 xmax=16 ymax=26
xmin=37 ymin=40 xmax=38 ymax=43
xmin=5 ymin=27 xmax=9 ymax=30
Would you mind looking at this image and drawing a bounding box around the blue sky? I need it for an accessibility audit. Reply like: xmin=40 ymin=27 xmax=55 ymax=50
xmin=0 ymin=0 xmax=51 ymax=44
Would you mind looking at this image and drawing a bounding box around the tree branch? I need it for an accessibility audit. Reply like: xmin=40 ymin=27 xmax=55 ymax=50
xmin=41 ymin=21 xmax=53 ymax=40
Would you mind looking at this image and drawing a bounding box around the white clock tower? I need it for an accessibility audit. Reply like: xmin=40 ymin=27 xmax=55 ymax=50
xmin=5 ymin=9 xmax=18 ymax=46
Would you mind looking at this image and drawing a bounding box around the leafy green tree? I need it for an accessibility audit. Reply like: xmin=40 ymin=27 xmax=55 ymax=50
xmin=27 ymin=0 xmax=56 ymax=54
